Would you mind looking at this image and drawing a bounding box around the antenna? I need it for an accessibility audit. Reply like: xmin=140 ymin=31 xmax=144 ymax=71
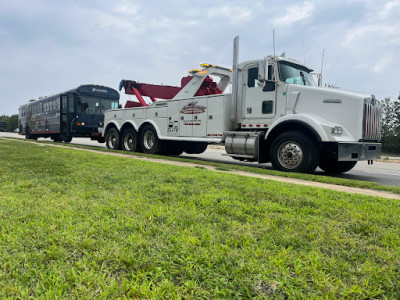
xmin=320 ymin=48 xmax=325 ymax=74
xmin=318 ymin=48 xmax=325 ymax=87
xmin=273 ymin=29 xmax=276 ymax=57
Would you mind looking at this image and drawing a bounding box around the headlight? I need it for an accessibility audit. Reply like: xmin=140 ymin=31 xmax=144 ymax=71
xmin=331 ymin=126 xmax=343 ymax=135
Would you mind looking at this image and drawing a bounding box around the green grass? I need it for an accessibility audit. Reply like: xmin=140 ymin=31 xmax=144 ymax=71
xmin=24 ymin=137 xmax=400 ymax=195
xmin=1 ymin=139 xmax=400 ymax=298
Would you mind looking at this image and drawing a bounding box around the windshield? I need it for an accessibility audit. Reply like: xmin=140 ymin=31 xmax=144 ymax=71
xmin=278 ymin=61 xmax=314 ymax=86
xmin=78 ymin=96 xmax=119 ymax=115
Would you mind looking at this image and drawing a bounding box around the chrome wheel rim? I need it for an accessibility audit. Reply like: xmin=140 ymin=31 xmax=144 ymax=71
xmin=143 ymin=130 xmax=154 ymax=150
xmin=109 ymin=133 xmax=118 ymax=149
xmin=277 ymin=141 xmax=303 ymax=169
xmin=124 ymin=133 xmax=135 ymax=151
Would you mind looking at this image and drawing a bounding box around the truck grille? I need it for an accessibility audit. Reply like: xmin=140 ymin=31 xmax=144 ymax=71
xmin=362 ymin=99 xmax=382 ymax=141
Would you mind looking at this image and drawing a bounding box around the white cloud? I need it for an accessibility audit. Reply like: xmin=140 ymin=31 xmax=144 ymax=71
xmin=208 ymin=5 xmax=253 ymax=22
xmin=273 ymin=1 xmax=314 ymax=26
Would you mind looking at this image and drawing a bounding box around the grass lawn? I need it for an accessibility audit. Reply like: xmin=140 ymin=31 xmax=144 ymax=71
xmin=0 ymin=139 xmax=400 ymax=298
xmin=27 ymin=138 xmax=400 ymax=195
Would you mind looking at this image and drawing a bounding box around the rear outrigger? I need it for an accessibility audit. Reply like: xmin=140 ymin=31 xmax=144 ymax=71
xmin=103 ymin=36 xmax=382 ymax=174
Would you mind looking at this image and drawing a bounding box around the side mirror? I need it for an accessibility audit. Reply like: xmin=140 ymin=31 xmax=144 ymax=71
xmin=258 ymin=59 xmax=268 ymax=82
xmin=262 ymin=81 xmax=276 ymax=92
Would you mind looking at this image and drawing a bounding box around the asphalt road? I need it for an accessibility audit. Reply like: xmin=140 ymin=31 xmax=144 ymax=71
xmin=2 ymin=132 xmax=400 ymax=187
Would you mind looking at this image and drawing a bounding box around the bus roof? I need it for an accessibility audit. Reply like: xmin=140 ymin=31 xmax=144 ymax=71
xmin=19 ymin=84 xmax=120 ymax=110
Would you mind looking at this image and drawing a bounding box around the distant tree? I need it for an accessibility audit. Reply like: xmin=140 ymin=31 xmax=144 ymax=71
xmin=0 ymin=114 xmax=19 ymax=132
xmin=381 ymin=95 xmax=400 ymax=154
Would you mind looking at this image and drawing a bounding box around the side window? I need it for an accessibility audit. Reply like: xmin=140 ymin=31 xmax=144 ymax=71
xmin=62 ymin=96 xmax=68 ymax=113
xmin=262 ymin=101 xmax=273 ymax=114
xmin=268 ymin=65 xmax=273 ymax=81
xmin=247 ymin=67 xmax=258 ymax=88
xmin=248 ymin=65 xmax=274 ymax=87
xmin=68 ymin=94 xmax=75 ymax=113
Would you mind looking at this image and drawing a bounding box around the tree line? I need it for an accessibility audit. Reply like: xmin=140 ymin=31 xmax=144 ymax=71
xmin=381 ymin=95 xmax=400 ymax=154
xmin=0 ymin=114 xmax=18 ymax=132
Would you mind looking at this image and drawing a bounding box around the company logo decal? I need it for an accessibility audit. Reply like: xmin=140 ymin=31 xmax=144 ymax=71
xmin=92 ymin=88 xmax=108 ymax=93
xmin=180 ymin=101 xmax=206 ymax=114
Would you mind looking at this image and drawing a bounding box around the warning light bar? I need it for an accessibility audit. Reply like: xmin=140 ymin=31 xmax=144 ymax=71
xmin=200 ymin=63 xmax=232 ymax=72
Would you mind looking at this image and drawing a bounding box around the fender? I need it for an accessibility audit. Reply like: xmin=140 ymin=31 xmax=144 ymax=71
xmin=120 ymin=120 xmax=140 ymax=132
xmin=265 ymin=113 xmax=333 ymax=142
xmin=104 ymin=120 xmax=121 ymax=133
xmin=138 ymin=119 xmax=163 ymax=138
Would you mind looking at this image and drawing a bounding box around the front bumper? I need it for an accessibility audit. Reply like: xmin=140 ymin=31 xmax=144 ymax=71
xmin=338 ymin=142 xmax=381 ymax=161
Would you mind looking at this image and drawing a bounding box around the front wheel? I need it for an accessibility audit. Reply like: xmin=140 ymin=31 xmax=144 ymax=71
xmin=319 ymin=160 xmax=357 ymax=174
xmin=122 ymin=128 xmax=140 ymax=152
xmin=106 ymin=128 xmax=121 ymax=150
xmin=270 ymin=131 xmax=320 ymax=173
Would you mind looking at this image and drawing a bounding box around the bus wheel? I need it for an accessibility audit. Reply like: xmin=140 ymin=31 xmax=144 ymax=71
xmin=140 ymin=125 xmax=163 ymax=154
xmin=122 ymin=128 xmax=139 ymax=152
xmin=25 ymin=127 xmax=31 ymax=139
xmin=25 ymin=127 xmax=37 ymax=140
xmin=52 ymin=135 xmax=62 ymax=142
xmin=106 ymin=128 xmax=121 ymax=150
xmin=63 ymin=136 xmax=72 ymax=143
xmin=270 ymin=131 xmax=319 ymax=173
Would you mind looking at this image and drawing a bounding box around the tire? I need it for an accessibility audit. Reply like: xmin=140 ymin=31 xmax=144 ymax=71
xmin=63 ymin=136 xmax=72 ymax=143
xmin=140 ymin=125 xmax=163 ymax=154
xmin=52 ymin=135 xmax=62 ymax=142
xmin=25 ymin=127 xmax=31 ymax=139
xmin=270 ymin=131 xmax=320 ymax=173
xmin=319 ymin=160 xmax=357 ymax=174
xmin=184 ymin=142 xmax=208 ymax=154
xmin=25 ymin=127 xmax=37 ymax=140
xmin=106 ymin=128 xmax=121 ymax=150
xmin=121 ymin=128 xmax=139 ymax=152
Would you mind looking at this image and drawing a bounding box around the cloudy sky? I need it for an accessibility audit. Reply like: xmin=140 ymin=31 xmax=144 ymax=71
xmin=1 ymin=0 xmax=399 ymax=116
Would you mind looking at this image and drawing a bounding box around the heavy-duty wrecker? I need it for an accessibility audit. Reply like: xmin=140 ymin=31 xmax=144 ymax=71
xmin=103 ymin=36 xmax=382 ymax=173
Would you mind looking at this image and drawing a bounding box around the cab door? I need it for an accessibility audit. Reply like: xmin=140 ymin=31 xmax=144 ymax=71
xmin=243 ymin=64 xmax=276 ymax=121
xmin=60 ymin=94 xmax=70 ymax=135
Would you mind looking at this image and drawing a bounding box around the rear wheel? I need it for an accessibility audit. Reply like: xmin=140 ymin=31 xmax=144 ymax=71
xmin=52 ymin=135 xmax=62 ymax=142
xmin=270 ymin=131 xmax=319 ymax=173
xmin=319 ymin=160 xmax=357 ymax=174
xmin=25 ymin=127 xmax=37 ymax=140
xmin=140 ymin=125 xmax=164 ymax=154
xmin=106 ymin=128 xmax=121 ymax=150
xmin=62 ymin=136 xmax=72 ymax=143
xmin=122 ymin=128 xmax=139 ymax=152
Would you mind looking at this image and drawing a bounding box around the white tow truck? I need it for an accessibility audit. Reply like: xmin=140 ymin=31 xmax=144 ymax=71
xmin=103 ymin=36 xmax=382 ymax=173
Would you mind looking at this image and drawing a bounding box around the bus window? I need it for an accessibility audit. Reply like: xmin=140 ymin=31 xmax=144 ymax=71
xmin=101 ymin=100 xmax=119 ymax=111
xmin=79 ymin=97 xmax=118 ymax=114
xmin=69 ymin=94 xmax=75 ymax=113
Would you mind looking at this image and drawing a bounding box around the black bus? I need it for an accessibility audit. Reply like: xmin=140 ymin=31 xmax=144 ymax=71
xmin=0 ymin=121 xmax=6 ymax=132
xmin=19 ymin=84 xmax=119 ymax=143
